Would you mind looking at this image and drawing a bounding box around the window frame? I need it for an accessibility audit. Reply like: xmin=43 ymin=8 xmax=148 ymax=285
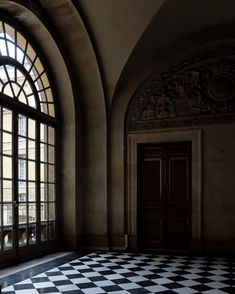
xmin=0 ymin=10 xmax=60 ymax=260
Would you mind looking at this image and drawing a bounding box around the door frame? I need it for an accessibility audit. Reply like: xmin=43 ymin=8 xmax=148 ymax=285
xmin=126 ymin=128 xmax=202 ymax=251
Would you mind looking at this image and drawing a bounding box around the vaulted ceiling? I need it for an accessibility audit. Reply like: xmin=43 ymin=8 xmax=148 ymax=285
xmin=2 ymin=0 xmax=235 ymax=106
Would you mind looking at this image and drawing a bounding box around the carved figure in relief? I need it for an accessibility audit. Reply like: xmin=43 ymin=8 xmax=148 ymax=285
xmin=156 ymin=96 xmax=176 ymax=119
xmin=140 ymin=95 xmax=156 ymax=120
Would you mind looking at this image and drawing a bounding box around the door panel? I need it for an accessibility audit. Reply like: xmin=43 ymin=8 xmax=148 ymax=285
xmin=138 ymin=142 xmax=191 ymax=251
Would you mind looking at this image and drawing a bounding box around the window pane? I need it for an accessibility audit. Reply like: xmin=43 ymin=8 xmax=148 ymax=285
xmin=18 ymin=137 xmax=26 ymax=157
xmin=3 ymin=227 xmax=13 ymax=250
xmin=28 ymin=224 xmax=36 ymax=244
xmin=2 ymin=132 xmax=12 ymax=155
xmin=40 ymin=203 xmax=47 ymax=221
xmin=18 ymin=204 xmax=27 ymax=224
xmin=28 ymin=203 xmax=36 ymax=223
xmin=48 ymin=184 xmax=55 ymax=201
xmin=19 ymin=225 xmax=27 ymax=247
xmin=46 ymin=88 xmax=53 ymax=103
xmin=48 ymin=165 xmax=54 ymax=183
xmin=48 ymin=127 xmax=54 ymax=145
xmin=49 ymin=203 xmax=55 ymax=220
xmin=28 ymin=119 xmax=35 ymax=139
xmin=18 ymin=115 xmax=27 ymax=136
xmin=40 ymin=163 xmax=47 ymax=181
xmin=3 ymin=156 xmax=12 ymax=178
xmin=48 ymin=146 xmax=54 ymax=163
xmin=28 ymin=182 xmax=36 ymax=201
xmin=40 ymin=124 xmax=47 ymax=142
xmin=40 ymin=183 xmax=47 ymax=201
xmin=40 ymin=143 xmax=47 ymax=162
xmin=41 ymin=72 xmax=49 ymax=88
xmin=28 ymin=161 xmax=35 ymax=181
xmin=28 ymin=139 xmax=35 ymax=159
xmin=18 ymin=159 xmax=26 ymax=180
xmin=49 ymin=222 xmax=55 ymax=240
xmin=2 ymin=109 xmax=12 ymax=132
xmin=2 ymin=180 xmax=12 ymax=202
xmin=3 ymin=204 xmax=12 ymax=225
xmin=18 ymin=182 xmax=26 ymax=202
xmin=41 ymin=223 xmax=47 ymax=242
xmin=48 ymin=104 xmax=55 ymax=117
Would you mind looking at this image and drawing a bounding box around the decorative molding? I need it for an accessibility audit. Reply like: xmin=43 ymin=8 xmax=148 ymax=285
xmin=128 ymin=47 xmax=235 ymax=130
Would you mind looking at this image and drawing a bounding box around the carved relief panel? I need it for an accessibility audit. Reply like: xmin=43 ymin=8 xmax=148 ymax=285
xmin=128 ymin=47 xmax=235 ymax=130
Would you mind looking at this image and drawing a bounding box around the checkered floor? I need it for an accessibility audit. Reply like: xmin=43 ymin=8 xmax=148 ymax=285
xmin=1 ymin=252 xmax=235 ymax=293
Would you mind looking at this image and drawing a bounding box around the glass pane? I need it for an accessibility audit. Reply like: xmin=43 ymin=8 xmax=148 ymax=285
xmin=18 ymin=115 xmax=27 ymax=136
xmin=40 ymin=143 xmax=47 ymax=162
xmin=48 ymin=184 xmax=55 ymax=201
xmin=34 ymin=57 xmax=43 ymax=75
xmin=18 ymin=182 xmax=26 ymax=202
xmin=19 ymin=225 xmax=27 ymax=247
xmin=28 ymin=224 xmax=36 ymax=245
xmin=41 ymin=223 xmax=48 ymax=242
xmin=26 ymin=44 xmax=36 ymax=62
xmin=49 ymin=203 xmax=55 ymax=220
xmin=3 ymin=156 xmax=12 ymax=178
xmin=48 ymin=165 xmax=54 ymax=183
xmin=2 ymin=132 xmax=12 ymax=155
xmin=18 ymin=204 xmax=27 ymax=224
xmin=5 ymin=23 xmax=15 ymax=41
xmin=41 ymin=203 xmax=47 ymax=221
xmin=48 ymin=127 xmax=54 ymax=145
xmin=28 ymin=161 xmax=35 ymax=181
xmin=40 ymin=124 xmax=47 ymax=142
xmin=3 ymin=227 xmax=12 ymax=250
xmin=49 ymin=222 xmax=55 ymax=240
xmin=48 ymin=146 xmax=54 ymax=164
xmin=18 ymin=137 xmax=27 ymax=157
xmin=41 ymin=72 xmax=49 ymax=88
xmin=28 ymin=182 xmax=36 ymax=201
xmin=2 ymin=180 xmax=12 ymax=202
xmin=38 ymin=90 xmax=46 ymax=102
xmin=28 ymin=203 xmax=36 ymax=223
xmin=18 ymin=159 xmax=26 ymax=180
xmin=28 ymin=119 xmax=35 ymax=139
xmin=40 ymin=163 xmax=47 ymax=181
xmin=28 ymin=95 xmax=36 ymax=108
xmin=28 ymin=139 xmax=35 ymax=159
xmin=2 ymin=108 xmax=12 ymax=132
xmin=40 ymin=103 xmax=48 ymax=114
xmin=48 ymin=104 xmax=55 ymax=117
xmin=3 ymin=204 xmax=12 ymax=225
xmin=40 ymin=183 xmax=47 ymax=201
xmin=46 ymin=88 xmax=53 ymax=102
xmin=16 ymin=68 xmax=24 ymax=85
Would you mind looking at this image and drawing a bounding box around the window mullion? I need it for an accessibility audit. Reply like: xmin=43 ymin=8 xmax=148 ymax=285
xmin=13 ymin=110 xmax=19 ymax=253
xmin=36 ymin=120 xmax=40 ymax=244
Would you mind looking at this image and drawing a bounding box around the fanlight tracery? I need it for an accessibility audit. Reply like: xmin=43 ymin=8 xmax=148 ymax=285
xmin=0 ymin=20 xmax=55 ymax=117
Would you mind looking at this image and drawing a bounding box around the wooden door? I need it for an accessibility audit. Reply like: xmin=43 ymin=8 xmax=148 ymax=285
xmin=138 ymin=142 xmax=191 ymax=251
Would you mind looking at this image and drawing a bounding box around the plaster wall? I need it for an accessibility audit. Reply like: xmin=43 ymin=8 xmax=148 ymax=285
xmin=203 ymin=123 xmax=235 ymax=253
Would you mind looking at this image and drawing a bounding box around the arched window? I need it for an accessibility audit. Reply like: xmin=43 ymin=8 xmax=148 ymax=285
xmin=0 ymin=15 xmax=58 ymax=262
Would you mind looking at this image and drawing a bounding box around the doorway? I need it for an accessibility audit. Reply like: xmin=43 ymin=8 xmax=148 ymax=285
xmin=138 ymin=142 xmax=191 ymax=251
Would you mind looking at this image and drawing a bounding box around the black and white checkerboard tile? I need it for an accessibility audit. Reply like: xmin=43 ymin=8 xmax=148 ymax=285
xmin=2 ymin=252 xmax=235 ymax=293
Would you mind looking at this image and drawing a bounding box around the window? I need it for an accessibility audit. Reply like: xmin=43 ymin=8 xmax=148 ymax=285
xmin=0 ymin=16 xmax=57 ymax=256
